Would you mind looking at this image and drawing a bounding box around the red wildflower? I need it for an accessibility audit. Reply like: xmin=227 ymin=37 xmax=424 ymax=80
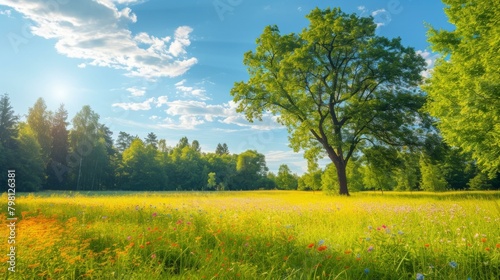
xmin=317 ymin=245 xmax=328 ymax=251
xmin=307 ymin=243 xmax=315 ymax=248
xmin=481 ymin=238 xmax=487 ymax=243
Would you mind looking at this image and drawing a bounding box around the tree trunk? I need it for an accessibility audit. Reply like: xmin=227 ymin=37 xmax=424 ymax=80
xmin=334 ymin=161 xmax=349 ymax=196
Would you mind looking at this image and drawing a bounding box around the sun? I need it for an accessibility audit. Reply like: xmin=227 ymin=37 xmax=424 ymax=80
xmin=47 ymin=77 xmax=73 ymax=104
xmin=52 ymin=84 xmax=68 ymax=100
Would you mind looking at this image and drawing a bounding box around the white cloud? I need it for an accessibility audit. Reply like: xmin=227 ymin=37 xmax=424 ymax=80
xmin=77 ymin=63 xmax=86 ymax=68
xmin=126 ymin=86 xmax=146 ymax=96
xmin=138 ymin=115 xmax=204 ymax=130
xmin=112 ymin=95 xmax=169 ymax=110
xmin=113 ymin=0 xmax=145 ymax=5
xmin=179 ymin=115 xmax=205 ymax=128
xmin=174 ymin=79 xmax=209 ymax=100
xmin=417 ymin=49 xmax=440 ymax=78
xmin=0 ymin=0 xmax=197 ymax=79
xmin=371 ymin=9 xmax=390 ymax=28
xmin=168 ymin=26 xmax=192 ymax=57
xmin=112 ymin=97 xmax=155 ymax=110
xmin=156 ymin=96 xmax=168 ymax=107
xmin=163 ymin=100 xmax=283 ymax=130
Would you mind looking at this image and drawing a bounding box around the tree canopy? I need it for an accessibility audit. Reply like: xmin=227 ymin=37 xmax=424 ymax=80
xmin=231 ymin=7 xmax=428 ymax=195
xmin=423 ymin=0 xmax=500 ymax=177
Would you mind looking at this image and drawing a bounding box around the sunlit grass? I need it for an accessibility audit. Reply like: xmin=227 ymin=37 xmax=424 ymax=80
xmin=2 ymin=191 xmax=499 ymax=279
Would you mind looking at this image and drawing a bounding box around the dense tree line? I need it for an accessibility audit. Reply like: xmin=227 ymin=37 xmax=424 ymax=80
xmin=298 ymin=143 xmax=499 ymax=192
xmin=0 ymin=94 xmax=498 ymax=193
xmin=0 ymin=95 xmax=281 ymax=192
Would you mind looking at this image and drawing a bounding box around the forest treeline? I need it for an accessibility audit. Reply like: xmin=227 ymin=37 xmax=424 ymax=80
xmin=0 ymin=94 xmax=498 ymax=192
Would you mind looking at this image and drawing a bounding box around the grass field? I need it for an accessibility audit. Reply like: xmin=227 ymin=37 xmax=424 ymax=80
xmin=2 ymin=191 xmax=500 ymax=279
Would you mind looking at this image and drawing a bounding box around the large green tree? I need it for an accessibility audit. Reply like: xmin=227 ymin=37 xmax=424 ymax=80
xmin=231 ymin=8 xmax=427 ymax=195
xmin=424 ymin=0 xmax=500 ymax=177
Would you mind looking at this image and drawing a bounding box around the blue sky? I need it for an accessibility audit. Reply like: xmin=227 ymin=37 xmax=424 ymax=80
xmin=0 ymin=0 xmax=452 ymax=174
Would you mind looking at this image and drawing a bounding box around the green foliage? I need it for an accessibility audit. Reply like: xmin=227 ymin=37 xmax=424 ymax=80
xmin=394 ymin=150 xmax=419 ymax=191
xmin=116 ymin=131 xmax=134 ymax=152
xmin=69 ymin=106 xmax=113 ymax=190
xmin=13 ymin=124 xmax=45 ymax=191
xmin=205 ymin=153 xmax=237 ymax=190
xmin=207 ymin=172 xmax=217 ymax=190
xmin=424 ymin=0 xmax=500 ymax=177
xmin=298 ymin=169 xmax=322 ymax=191
xmin=27 ymin=98 xmax=52 ymax=167
xmin=276 ymin=164 xmax=298 ymax=190
xmin=0 ymin=94 xmax=18 ymax=183
xmin=215 ymin=143 xmax=229 ymax=155
xmin=440 ymin=146 xmax=476 ymax=190
xmin=144 ymin=132 xmax=158 ymax=150
xmin=191 ymin=140 xmax=201 ymax=153
xmin=168 ymin=140 xmax=207 ymax=190
xmin=47 ymin=104 xmax=70 ymax=189
xmin=361 ymin=147 xmax=399 ymax=191
xmin=346 ymin=159 xmax=365 ymax=192
xmin=0 ymin=93 xmax=18 ymax=148
xmin=234 ymin=150 xmax=269 ymax=190
xmin=321 ymin=163 xmax=339 ymax=193
xmin=467 ymin=172 xmax=491 ymax=190
xmin=419 ymin=154 xmax=448 ymax=191
xmin=231 ymin=7 xmax=428 ymax=195
xmin=120 ymin=139 xmax=167 ymax=191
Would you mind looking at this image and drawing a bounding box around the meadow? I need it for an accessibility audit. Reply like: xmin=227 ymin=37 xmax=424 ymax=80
xmin=2 ymin=191 xmax=499 ymax=279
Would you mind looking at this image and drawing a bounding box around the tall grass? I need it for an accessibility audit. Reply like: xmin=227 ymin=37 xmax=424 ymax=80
xmin=1 ymin=191 xmax=499 ymax=279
